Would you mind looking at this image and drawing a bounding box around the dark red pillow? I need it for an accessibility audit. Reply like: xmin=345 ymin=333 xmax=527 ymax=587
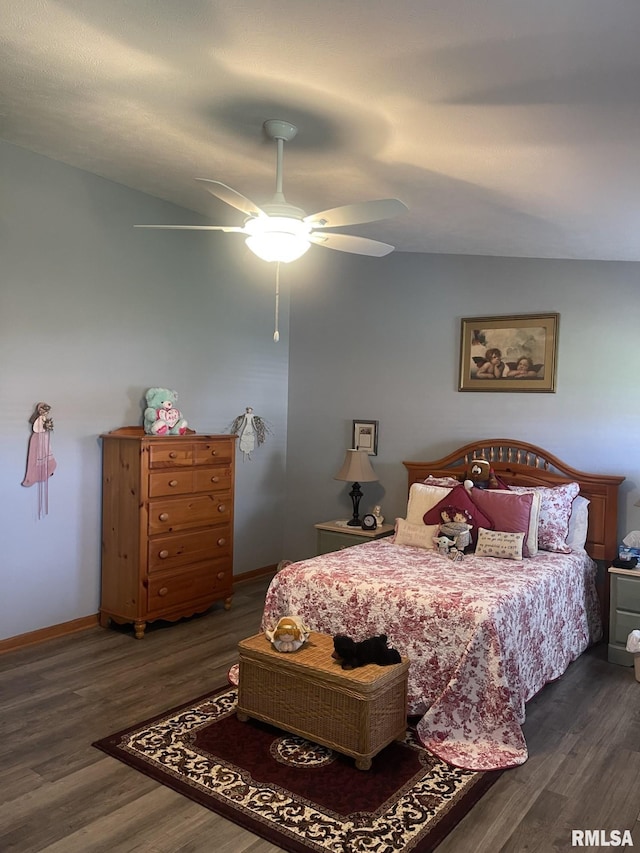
xmin=468 ymin=487 xmax=535 ymax=556
xmin=423 ymin=485 xmax=493 ymax=545
xmin=488 ymin=469 xmax=511 ymax=490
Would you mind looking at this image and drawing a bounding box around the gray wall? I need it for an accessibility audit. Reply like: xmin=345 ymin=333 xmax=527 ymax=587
xmin=1 ymin=142 xmax=289 ymax=641
xmin=284 ymin=251 xmax=638 ymax=559
xmin=2 ymin=140 xmax=639 ymax=642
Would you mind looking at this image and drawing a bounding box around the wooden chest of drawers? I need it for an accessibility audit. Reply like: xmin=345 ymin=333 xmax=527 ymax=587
xmin=100 ymin=426 xmax=236 ymax=638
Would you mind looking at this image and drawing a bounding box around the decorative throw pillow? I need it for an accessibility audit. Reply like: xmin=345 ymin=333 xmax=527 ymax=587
xmin=406 ymin=482 xmax=453 ymax=525
xmin=566 ymin=496 xmax=590 ymax=552
xmin=487 ymin=472 xmax=511 ymax=490
xmin=422 ymin=485 xmax=493 ymax=546
xmin=422 ymin=475 xmax=462 ymax=489
xmin=509 ymin=482 xmax=580 ymax=553
xmin=467 ymin=487 xmax=540 ymax=557
xmin=475 ymin=528 xmax=525 ymax=560
xmin=394 ymin=518 xmax=440 ymax=549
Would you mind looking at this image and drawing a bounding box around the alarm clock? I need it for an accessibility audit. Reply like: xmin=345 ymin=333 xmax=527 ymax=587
xmin=361 ymin=513 xmax=378 ymax=531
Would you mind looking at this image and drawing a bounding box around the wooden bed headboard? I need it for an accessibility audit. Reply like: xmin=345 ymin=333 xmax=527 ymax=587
xmin=404 ymin=438 xmax=624 ymax=562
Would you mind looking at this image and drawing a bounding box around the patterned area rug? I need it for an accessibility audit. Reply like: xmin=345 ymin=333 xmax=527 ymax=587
xmin=93 ymin=686 xmax=502 ymax=853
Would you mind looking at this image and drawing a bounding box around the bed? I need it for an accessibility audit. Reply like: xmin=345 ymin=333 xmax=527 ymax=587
xmin=261 ymin=439 xmax=624 ymax=771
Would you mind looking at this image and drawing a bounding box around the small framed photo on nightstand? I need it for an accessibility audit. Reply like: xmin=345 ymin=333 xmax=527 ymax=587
xmin=352 ymin=420 xmax=378 ymax=456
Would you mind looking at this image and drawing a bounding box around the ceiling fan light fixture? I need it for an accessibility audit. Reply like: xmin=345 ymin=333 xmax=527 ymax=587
xmin=244 ymin=216 xmax=311 ymax=263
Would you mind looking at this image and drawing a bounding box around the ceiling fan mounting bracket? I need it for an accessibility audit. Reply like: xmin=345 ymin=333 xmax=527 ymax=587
xmin=260 ymin=201 xmax=306 ymax=220
xmin=263 ymin=119 xmax=298 ymax=143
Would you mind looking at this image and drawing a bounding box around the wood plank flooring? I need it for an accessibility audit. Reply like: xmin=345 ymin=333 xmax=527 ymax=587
xmin=1 ymin=575 xmax=639 ymax=853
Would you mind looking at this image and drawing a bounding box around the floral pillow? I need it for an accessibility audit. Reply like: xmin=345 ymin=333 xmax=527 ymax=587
xmin=422 ymin=475 xmax=462 ymax=489
xmin=475 ymin=528 xmax=525 ymax=560
xmin=394 ymin=518 xmax=440 ymax=549
xmin=508 ymin=482 xmax=580 ymax=553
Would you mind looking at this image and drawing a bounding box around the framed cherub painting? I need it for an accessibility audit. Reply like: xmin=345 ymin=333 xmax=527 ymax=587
xmin=459 ymin=313 xmax=559 ymax=392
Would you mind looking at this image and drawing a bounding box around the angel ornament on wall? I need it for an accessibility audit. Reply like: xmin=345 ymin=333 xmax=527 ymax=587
xmin=228 ymin=407 xmax=272 ymax=460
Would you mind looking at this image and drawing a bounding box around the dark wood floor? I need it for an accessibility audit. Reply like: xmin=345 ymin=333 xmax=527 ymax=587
xmin=1 ymin=575 xmax=639 ymax=853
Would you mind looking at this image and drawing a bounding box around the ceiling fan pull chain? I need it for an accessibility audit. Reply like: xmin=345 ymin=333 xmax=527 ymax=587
xmin=273 ymin=261 xmax=280 ymax=342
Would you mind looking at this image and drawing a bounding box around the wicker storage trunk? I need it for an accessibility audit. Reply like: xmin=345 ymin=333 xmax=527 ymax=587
xmin=237 ymin=631 xmax=409 ymax=770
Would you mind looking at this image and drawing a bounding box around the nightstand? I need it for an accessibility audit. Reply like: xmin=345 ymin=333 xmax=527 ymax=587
xmin=608 ymin=565 xmax=640 ymax=666
xmin=315 ymin=520 xmax=395 ymax=556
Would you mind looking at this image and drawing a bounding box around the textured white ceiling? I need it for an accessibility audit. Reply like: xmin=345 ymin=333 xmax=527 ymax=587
xmin=3 ymin=0 xmax=640 ymax=260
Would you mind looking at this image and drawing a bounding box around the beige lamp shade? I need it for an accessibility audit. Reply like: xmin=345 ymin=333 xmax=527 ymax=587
xmin=334 ymin=449 xmax=378 ymax=526
xmin=334 ymin=449 xmax=378 ymax=483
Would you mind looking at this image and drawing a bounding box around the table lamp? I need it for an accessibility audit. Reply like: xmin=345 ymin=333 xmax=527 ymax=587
xmin=334 ymin=449 xmax=378 ymax=527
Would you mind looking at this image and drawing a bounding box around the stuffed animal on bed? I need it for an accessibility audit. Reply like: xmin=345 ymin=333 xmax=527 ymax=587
xmin=434 ymin=534 xmax=454 ymax=556
xmin=438 ymin=506 xmax=473 ymax=550
xmin=434 ymin=534 xmax=466 ymax=561
xmin=332 ymin=634 xmax=401 ymax=669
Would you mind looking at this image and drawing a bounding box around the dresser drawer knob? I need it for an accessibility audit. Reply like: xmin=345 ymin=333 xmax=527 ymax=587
xmin=211 ymin=449 xmax=218 ymax=456
xmin=211 ymin=475 xmax=220 ymax=483
xmin=159 ymin=512 xmax=169 ymax=522
xmin=217 ymin=572 xmax=225 ymax=580
xmin=217 ymin=537 xmax=226 ymax=547
xmin=159 ymin=550 xmax=169 ymax=559
xmin=158 ymin=587 xmax=168 ymax=596
xmin=217 ymin=504 xmax=226 ymax=513
xmin=169 ymin=479 xmax=178 ymax=487
xmin=169 ymin=451 xmax=177 ymax=459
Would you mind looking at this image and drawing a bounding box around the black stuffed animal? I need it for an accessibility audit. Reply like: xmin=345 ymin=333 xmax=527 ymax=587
xmin=332 ymin=633 xmax=401 ymax=669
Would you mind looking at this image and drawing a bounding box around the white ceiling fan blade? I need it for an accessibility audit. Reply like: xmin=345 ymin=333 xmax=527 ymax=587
xmin=304 ymin=198 xmax=407 ymax=229
xmin=135 ymin=225 xmax=246 ymax=232
xmin=195 ymin=179 xmax=265 ymax=218
xmin=309 ymin=232 xmax=395 ymax=257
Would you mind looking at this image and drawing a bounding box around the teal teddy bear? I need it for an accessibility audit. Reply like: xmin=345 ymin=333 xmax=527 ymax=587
xmin=143 ymin=388 xmax=188 ymax=436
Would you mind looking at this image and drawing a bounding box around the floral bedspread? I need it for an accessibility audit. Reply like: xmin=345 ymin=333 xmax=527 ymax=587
xmin=260 ymin=540 xmax=602 ymax=771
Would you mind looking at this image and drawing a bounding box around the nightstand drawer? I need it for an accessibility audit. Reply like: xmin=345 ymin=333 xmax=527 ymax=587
xmin=611 ymin=608 xmax=640 ymax=645
xmin=615 ymin=576 xmax=640 ymax=612
xmin=315 ymin=521 xmax=395 ymax=556
xmin=608 ymin=566 xmax=640 ymax=666
xmin=318 ymin=530 xmax=367 ymax=554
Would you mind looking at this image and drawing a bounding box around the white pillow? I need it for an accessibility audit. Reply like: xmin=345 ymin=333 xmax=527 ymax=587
xmin=475 ymin=527 xmax=525 ymax=560
xmin=566 ymin=496 xmax=590 ymax=551
xmin=406 ymin=482 xmax=453 ymax=525
xmin=526 ymin=491 xmax=542 ymax=557
xmin=394 ymin=518 xmax=440 ymax=549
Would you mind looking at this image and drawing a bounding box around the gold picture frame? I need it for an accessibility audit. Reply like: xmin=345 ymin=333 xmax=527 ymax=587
xmin=459 ymin=313 xmax=559 ymax=392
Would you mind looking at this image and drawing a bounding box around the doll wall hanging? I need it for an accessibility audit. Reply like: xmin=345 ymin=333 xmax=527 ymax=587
xmin=22 ymin=402 xmax=56 ymax=518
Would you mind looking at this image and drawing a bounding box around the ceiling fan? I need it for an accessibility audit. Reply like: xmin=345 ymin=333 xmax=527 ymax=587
xmin=136 ymin=119 xmax=408 ymax=263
